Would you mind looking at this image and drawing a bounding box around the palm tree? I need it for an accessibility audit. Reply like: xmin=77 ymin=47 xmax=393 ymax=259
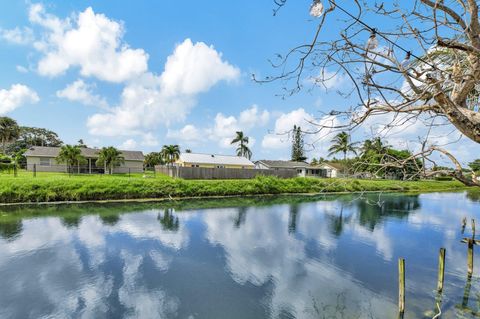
xmin=96 ymin=146 xmax=124 ymax=174
xmin=161 ymin=145 xmax=180 ymax=166
xmin=361 ymin=137 xmax=390 ymax=156
xmin=328 ymin=131 xmax=358 ymax=161
xmin=0 ymin=117 xmax=20 ymax=154
xmin=56 ymin=145 xmax=86 ymax=174
xmin=231 ymin=131 xmax=252 ymax=159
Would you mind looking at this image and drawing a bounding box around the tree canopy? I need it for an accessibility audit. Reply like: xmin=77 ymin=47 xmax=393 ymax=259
xmin=0 ymin=117 xmax=20 ymax=154
xmin=96 ymin=147 xmax=124 ymax=174
xmin=291 ymin=125 xmax=307 ymax=162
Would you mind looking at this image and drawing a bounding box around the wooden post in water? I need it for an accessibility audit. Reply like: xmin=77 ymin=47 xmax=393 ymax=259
xmin=462 ymin=217 xmax=467 ymax=234
xmin=468 ymin=239 xmax=474 ymax=276
xmin=398 ymin=258 xmax=405 ymax=314
xmin=472 ymin=219 xmax=476 ymax=237
xmin=437 ymin=248 xmax=446 ymax=292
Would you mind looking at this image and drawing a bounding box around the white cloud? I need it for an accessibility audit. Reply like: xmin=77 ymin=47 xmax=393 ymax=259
xmin=16 ymin=65 xmax=29 ymax=73
xmin=141 ymin=133 xmax=159 ymax=147
xmin=160 ymin=39 xmax=240 ymax=96
xmin=167 ymin=124 xmax=202 ymax=144
xmin=238 ymin=104 xmax=269 ymax=128
xmin=87 ymin=39 xmax=240 ymax=137
xmin=262 ymin=108 xmax=314 ymax=149
xmin=56 ymin=79 xmax=109 ymax=109
xmin=167 ymin=105 xmax=267 ymax=149
xmin=312 ymin=69 xmax=347 ymax=90
xmin=0 ymin=84 xmax=39 ymax=115
xmin=0 ymin=27 xmax=34 ymax=44
xmin=119 ymin=139 xmax=137 ymax=150
xmin=29 ymin=4 xmax=148 ymax=82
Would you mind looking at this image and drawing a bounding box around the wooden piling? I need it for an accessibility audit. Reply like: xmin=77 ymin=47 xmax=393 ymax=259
xmin=437 ymin=248 xmax=446 ymax=292
xmin=472 ymin=219 xmax=476 ymax=237
xmin=468 ymin=239 xmax=474 ymax=276
xmin=399 ymin=258 xmax=405 ymax=314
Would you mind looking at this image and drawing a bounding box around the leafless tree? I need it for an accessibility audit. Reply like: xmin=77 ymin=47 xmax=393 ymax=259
xmin=258 ymin=0 xmax=480 ymax=186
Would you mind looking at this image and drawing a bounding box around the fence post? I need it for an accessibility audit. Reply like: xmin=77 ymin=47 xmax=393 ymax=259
xmin=128 ymin=168 xmax=131 ymax=178
xmin=33 ymin=163 xmax=36 ymax=177
xmin=13 ymin=163 xmax=17 ymax=177
xmin=437 ymin=248 xmax=446 ymax=292
xmin=398 ymin=258 xmax=405 ymax=314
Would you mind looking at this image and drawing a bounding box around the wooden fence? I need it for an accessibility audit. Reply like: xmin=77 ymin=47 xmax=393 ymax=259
xmin=155 ymin=166 xmax=297 ymax=179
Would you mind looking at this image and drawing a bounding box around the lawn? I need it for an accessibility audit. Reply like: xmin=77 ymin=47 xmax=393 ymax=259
xmin=0 ymin=169 xmax=470 ymax=204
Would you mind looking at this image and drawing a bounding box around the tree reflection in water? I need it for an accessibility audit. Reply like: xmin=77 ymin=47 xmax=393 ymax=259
xmin=319 ymin=194 xmax=421 ymax=236
xmin=288 ymin=204 xmax=300 ymax=234
xmin=0 ymin=220 xmax=23 ymax=241
xmin=233 ymin=207 xmax=247 ymax=228
xmin=157 ymin=208 xmax=179 ymax=231
xmin=99 ymin=214 xmax=120 ymax=226
xmin=353 ymin=194 xmax=420 ymax=231
xmin=61 ymin=216 xmax=82 ymax=228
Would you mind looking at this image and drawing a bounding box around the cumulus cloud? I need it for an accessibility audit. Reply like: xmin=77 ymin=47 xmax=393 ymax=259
xmin=262 ymin=108 xmax=313 ymax=149
xmin=166 ymin=124 xmax=202 ymax=144
xmin=56 ymin=79 xmax=109 ymax=109
xmin=160 ymin=39 xmax=240 ymax=96
xmin=0 ymin=84 xmax=39 ymax=115
xmin=29 ymin=4 xmax=148 ymax=82
xmin=87 ymin=39 xmax=240 ymax=136
xmin=167 ymin=105 xmax=268 ymax=149
xmin=0 ymin=27 xmax=34 ymax=44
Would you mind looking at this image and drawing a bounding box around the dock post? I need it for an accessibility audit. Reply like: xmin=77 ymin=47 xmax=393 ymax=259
xmin=437 ymin=248 xmax=446 ymax=292
xmin=468 ymin=239 xmax=474 ymax=276
xmin=398 ymin=258 xmax=405 ymax=314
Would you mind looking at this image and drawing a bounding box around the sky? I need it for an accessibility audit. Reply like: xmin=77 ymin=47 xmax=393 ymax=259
xmin=0 ymin=0 xmax=478 ymax=166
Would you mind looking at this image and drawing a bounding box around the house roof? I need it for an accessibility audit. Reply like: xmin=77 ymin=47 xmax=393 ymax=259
xmin=316 ymin=162 xmax=344 ymax=170
xmin=255 ymin=160 xmax=312 ymax=169
xmin=179 ymin=153 xmax=255 ymax=166
xmin=24 ymin=146 xmax=144 ymax=161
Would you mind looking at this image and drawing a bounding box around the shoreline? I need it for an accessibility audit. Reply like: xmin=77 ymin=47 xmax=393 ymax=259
xmin=0 ymin=186 xmax=472 ymax=207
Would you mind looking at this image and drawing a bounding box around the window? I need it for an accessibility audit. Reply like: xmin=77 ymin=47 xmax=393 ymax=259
xmin=39 ymin=158 xmax=50 ymax=166
xmin=191 ymin=164 xmax=199 ymax=167
xmin=216 ymin=165 xmax=225 ymax=168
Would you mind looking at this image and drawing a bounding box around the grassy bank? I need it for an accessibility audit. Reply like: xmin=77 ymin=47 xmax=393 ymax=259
xmin=0 ymin=170 xmax=469 ymax=204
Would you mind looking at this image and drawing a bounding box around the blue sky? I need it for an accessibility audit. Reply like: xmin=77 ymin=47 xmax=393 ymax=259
xmin=0 ymin=1 xmax=478 ymax=165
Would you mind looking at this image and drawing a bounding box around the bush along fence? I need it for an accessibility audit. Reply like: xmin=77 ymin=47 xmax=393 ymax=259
xmin=398 ymin=218 xmax=479 ymax=318
xmin=155 ymin=165 xmax=297 ymax=180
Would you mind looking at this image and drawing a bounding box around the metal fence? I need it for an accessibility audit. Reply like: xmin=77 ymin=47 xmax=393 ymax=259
xmin=155 ymin=166 xmax=297 ymax=179
xmin=0 ymin=162 xmax=146 ymax=177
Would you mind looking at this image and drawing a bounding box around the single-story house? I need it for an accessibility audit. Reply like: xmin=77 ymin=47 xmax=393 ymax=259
xmin=255 ymin=160 xmax=328 ymax=178
xmin=24 ymin=146 xmax=144 ymax=173
xmin=175 ymin=153 xmax=255 ymax=169
xmin=314 ymin=162 xmax=344 ymax=178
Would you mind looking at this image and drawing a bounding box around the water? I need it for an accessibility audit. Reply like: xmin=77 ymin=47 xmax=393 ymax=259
xmin=1 ymin=191 xmax=480 ymax=319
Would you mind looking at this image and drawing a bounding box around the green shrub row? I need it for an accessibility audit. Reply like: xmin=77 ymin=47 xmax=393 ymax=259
xmin=0 ymin=174 xmax=468 ymax=204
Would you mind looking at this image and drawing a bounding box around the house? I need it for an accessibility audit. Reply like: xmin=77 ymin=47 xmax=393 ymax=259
xmin=255 ymin=160 xmax=328 ymax=177
xmin=24 ymin=146 xmax=144 ymax=173
xmin=314 ymin=162 xmax=344 ymax=178
xmin=175 ymin=152 xmax=255 ymax=169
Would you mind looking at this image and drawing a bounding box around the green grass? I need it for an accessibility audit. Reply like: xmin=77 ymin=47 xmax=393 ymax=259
xmin=0 ymin=170 xmax=469 ymax=204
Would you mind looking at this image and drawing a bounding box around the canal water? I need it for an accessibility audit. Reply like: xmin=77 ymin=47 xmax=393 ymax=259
xmin=1 ymin=191 xmax=480 ymax=318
